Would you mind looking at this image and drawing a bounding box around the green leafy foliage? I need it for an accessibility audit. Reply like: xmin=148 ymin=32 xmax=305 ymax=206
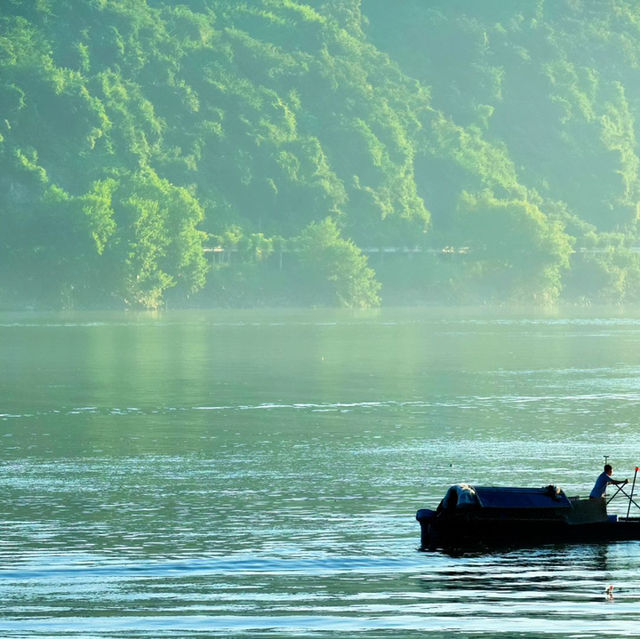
xmin=296 ymin=217 xmax=380 ymax=308
xmin=2 ymin=0 xmax=640 ymax=308
xmin=100 ymin=168 xmax=208 ymax=309
xmin=453 ymin=191 xmax=573 ymax=303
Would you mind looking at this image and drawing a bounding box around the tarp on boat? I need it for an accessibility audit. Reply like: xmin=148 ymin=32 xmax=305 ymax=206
xmin=473 ymin=486 xmax=571 ymax=510
xmin=441 ymin=483 xmax=479 ymax=509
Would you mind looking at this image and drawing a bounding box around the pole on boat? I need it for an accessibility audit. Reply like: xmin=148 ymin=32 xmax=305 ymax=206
xmin=607 ymin=484 xmax=625 ymax=504
xmin=626 ymin=466 xmax=639 ymax=520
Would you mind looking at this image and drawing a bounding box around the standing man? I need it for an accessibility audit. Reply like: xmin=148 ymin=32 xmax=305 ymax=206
xmin=590 ymin=464 xmax=628 ymax=499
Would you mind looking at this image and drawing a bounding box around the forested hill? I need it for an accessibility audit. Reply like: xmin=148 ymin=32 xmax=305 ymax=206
xmin=2 ymin=0 xmax=640 ymax=309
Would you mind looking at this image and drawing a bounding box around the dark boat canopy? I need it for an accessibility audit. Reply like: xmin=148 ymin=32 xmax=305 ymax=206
xmin=473 ymin=486 xmax=571 ymax=509
xmin=441 ymin=484 xmax=571 ymax=510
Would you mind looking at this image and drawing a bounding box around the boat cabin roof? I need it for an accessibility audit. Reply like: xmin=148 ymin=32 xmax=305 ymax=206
xmin=473 ymin=486 xmax=571 ymax=509
xmin=443 ymin=484 xmax=571 ymax=510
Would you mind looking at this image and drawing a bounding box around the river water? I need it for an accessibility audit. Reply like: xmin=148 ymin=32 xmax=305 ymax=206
xmin=2 ymin=307 xmax=640 ymax=638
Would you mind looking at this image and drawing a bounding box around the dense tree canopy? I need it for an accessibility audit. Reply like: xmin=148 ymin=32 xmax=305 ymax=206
xmin=1 ymin=0 xmax=640 ymax=308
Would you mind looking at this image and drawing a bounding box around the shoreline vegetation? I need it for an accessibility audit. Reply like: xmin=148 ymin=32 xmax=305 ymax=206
xmin=3 ymin=1 xmax=640 ymax=310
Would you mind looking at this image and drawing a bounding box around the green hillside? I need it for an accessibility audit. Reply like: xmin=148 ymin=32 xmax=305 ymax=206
xmin=1 ymin=0 xmax=639 ymax=309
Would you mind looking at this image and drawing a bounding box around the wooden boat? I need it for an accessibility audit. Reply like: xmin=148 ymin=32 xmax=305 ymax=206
xmin=416 ymin=484 xmax=640 ymax=551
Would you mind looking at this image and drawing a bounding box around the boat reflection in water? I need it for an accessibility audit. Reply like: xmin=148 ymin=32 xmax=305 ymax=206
xmin=417 ymin=482 xmax=640 ymax=552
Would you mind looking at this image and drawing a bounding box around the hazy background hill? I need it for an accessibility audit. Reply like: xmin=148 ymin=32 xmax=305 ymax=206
xmin=2 ymin=0 xmax=640 ymax=309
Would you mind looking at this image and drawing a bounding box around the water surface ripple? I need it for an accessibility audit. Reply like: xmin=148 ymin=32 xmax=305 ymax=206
xmin=2 ymin=309 xmax=640 ymax=637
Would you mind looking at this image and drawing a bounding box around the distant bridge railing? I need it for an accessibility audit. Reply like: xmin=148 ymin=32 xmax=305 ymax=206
xmin=203 ymin=245 xmax=640 ymax=265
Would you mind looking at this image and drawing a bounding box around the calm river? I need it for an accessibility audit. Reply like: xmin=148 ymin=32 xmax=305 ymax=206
xmin=2 ymin=307 xmax=640 ymax=638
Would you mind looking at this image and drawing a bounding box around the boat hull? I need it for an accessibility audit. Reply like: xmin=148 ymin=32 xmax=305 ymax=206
xmin=417 ymin=508 xmax=640 ymax=551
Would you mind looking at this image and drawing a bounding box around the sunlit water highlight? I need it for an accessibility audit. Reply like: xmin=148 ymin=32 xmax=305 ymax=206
xmin=2 ymin=308 xmax=640 ymax=637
